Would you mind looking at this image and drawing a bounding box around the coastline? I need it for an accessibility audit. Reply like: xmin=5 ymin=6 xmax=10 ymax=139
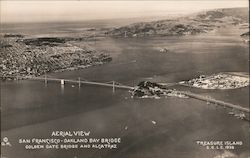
xmin=0 ymin=35 xmax=112 ymax=81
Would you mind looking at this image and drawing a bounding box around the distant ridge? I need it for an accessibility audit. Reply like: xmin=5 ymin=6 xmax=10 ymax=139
xmin=107 ymin=7 xmax=249 ymax=37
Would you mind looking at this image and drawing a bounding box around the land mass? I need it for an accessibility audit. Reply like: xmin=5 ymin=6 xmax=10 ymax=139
xmin=0 ymin=36 xmax=111 ymax=80
xmin=240 ymin=31 xmax=250 ymax=43
xmin=107 ymin=8 xmax=249 ymax=37
xmin=0 ymin=7 xmax=249 ymax=80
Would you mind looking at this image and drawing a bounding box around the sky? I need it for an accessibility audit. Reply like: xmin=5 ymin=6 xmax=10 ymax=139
xmin=0 ymin=0 xmax=249 ymax=23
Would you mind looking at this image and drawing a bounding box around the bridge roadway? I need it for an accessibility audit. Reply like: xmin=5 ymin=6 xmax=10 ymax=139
xmin=26 ymin=76 xmax=134 ymax=90
xmin=177 ymin=91 xmax=250 ymax=113
xmin=11 ymin=76 xmax=250 ymax=113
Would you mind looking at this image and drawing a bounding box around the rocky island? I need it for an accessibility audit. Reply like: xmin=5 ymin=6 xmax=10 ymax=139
xmin=240 ymin=31 xmax=249 ymax=43
xmin=131 ymin=81 xmax=188 ymax=99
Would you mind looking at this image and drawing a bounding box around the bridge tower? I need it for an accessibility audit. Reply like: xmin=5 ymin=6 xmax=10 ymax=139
xmin=78 ymin=77 xmax=81 ymax=88
xmin=112 ymin=81 xmax=115 ymax=93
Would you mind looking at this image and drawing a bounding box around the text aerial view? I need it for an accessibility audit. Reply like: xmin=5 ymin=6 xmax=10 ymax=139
xmin=0 ymin=0 xmax=249 ymax=158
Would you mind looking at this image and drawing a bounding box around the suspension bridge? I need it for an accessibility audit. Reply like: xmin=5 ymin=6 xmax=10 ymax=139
xmin=26 ymin=75 xmax=133 ymax=93
xmin=1 ymin=75 xmax=249 ymax=114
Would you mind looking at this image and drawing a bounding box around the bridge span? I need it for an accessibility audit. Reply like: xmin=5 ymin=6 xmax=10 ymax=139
xmin=3 ymin=76 xmax=249 ymax=114
xmin=26 ymin=76 xmax=133 ymax=90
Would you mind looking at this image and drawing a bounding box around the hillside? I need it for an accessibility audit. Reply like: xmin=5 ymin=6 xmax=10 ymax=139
xmin=107 ymin=8 xmax=249 ymax=37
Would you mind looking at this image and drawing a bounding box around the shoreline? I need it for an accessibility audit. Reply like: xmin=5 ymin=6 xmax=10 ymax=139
xmin=0 ymin=35 xmax=112 ymax=81
xmin=0 ymin=61 xmax=111 ymax=81
xmin=179 ymin=72 xmax=249 ymax=90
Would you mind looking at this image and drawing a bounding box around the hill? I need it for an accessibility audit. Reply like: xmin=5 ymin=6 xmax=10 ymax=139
xmin=106 ymin=8 xmax=249 ymax=37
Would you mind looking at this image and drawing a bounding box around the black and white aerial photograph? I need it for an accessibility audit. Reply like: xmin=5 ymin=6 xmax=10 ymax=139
xmin=0 ymin=0 xmax=249 ymax=158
